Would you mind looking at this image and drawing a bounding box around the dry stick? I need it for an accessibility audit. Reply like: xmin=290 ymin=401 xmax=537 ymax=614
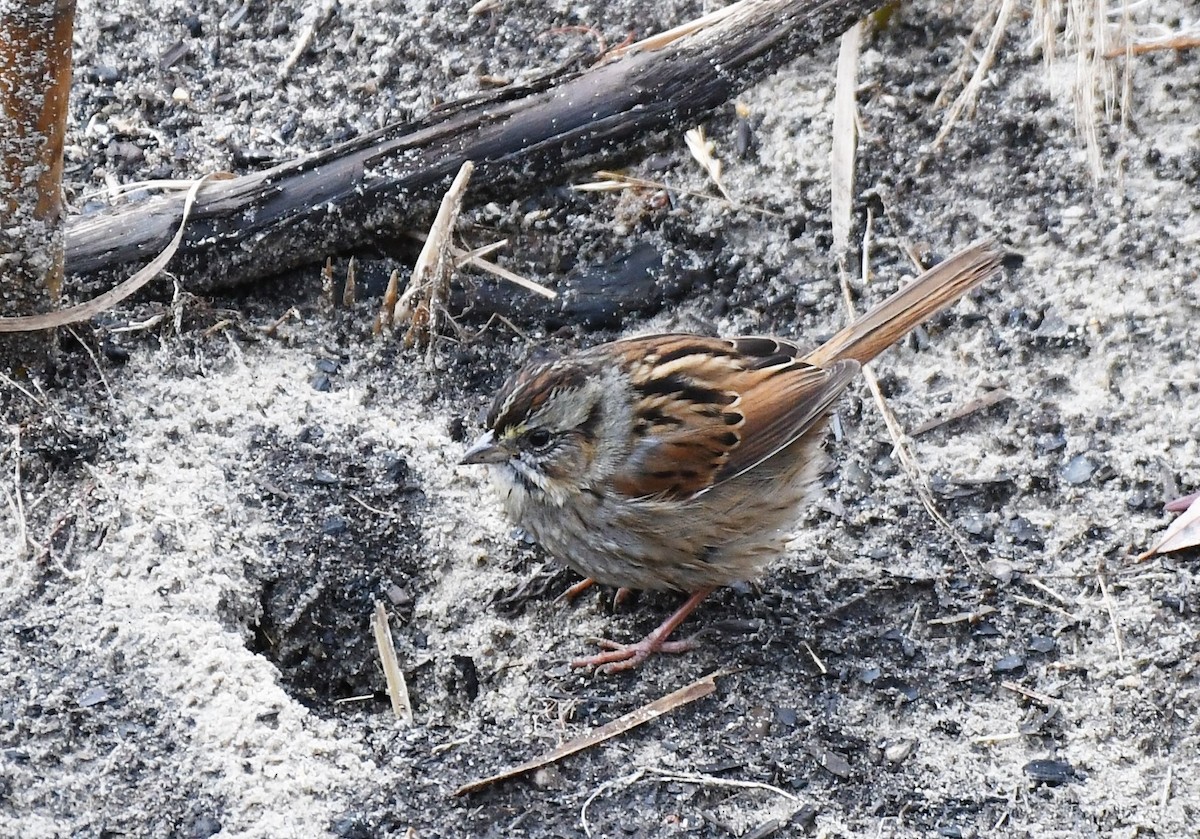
xmin=1010 ymin=594 xmax=1081 ymax=624
xmin=933 ymin=0 xmax=1014 ymax=148
xmin=1104 ymin=33 xmax=1200 ymax=58
xmin=405 ymin=231 xmax=556 ymax=299
xmin=0 ymin=173 xmax=232 ymax=333
xmin=1000 ymin=680 xmax=1055 ymax=707
xmin=827 ymin=24 xmax=974 ymax=567
xmin=1095 ymin=570 xmax=1126 ymax=665
xmin=371 ymin=602 xmax=413 ymax=724
xmin=829 ymin=20 xmax=860 ymax=256
xmin=0 ymin=0 xmax=75 ymax=302
xmin=909 ymin=388 xmax=1013 ymax=437
xmin=577 ymin=766 xmax=803 ymax=838
xmin=64 ymin=0 xmax=878 ymax=291
xmin=394 ymin=160 xmax=475 ymax=351
xmin=453 ymin=669 xmax=723 ymax=796
xmin=574 ymin=170 xmax=782 ymax=218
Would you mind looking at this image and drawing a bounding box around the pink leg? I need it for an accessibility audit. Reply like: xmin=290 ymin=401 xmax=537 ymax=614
xmin=560 ymin=579 xmax=634 ymax=609
xmin=560 ymin=577 xmax=596 ymax=602
xmin=571 ymin=587 xmax=716 ymax=675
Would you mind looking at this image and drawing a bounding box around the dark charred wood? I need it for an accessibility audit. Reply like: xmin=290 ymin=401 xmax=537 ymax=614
xmin=64 ymin=0 xmax=876 ymax=292
xmin=448 ymin=242 xmax=718 ymax=330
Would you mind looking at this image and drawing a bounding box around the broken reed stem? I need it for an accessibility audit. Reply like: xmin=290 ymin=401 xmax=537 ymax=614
xmin=0 ymin=0 xmax=76 ymax=309
xmin=371 ymin=601 xmax=413 ymax=724
xmin=393 ymin=160 xmax=475 ymax=352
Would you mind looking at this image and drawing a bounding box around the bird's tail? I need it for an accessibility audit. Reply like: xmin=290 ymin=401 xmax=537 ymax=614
xmin=804 ymin=239 xmax=1005 ymax=367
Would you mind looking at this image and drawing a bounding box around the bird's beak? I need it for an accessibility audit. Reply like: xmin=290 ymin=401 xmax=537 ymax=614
xmin=460 ymin=430 xmax=508 ymax=465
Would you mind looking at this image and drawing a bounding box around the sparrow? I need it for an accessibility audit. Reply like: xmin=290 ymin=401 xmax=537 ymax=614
xmin=462 ymin=239 xmax=1004 ymax=674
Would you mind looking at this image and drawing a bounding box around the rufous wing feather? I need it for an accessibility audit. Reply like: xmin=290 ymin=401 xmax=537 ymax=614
xmin=600 ymin=336 xmax=859 ymax=500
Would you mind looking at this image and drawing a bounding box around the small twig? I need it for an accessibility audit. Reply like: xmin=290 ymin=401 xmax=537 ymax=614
xmin=802 ymin=641 xmax=827 ymax=675
xmin=910 ymin=389 xmax=1012 ymax=437
xmin=933 ymin=0 xmax=1015 ymax=148
xmin=405 ymin=231 xmax=556 ymax=299
xmin=927 ymin=605 xmax=997 ymax=626
xmin=1011 ymin=594 xmax=1081 ymax=623
xmin=64 ymin=326 xmax=117 ymax=409
xmin=5 ymin=429 xmax=29 ymax=558
xmin=1096 ymin=570 xmax=1126 ymax=664
xmin=0 ymin=370 xmax=47 ymax=407
xmin=454 ymin=669 xmax=723 ymax=796
xmin=1103 ymin=33 xmax=1200 ymax=58
xmin=1159 ymin=764 xmax=1173 ymax=811
xmin=574 ymin=169 xmax=781 ymax=217
xmin=846 ymin=221 xmax=975 ymax=566
xmin=371 ymin=602 xmax=413 ymax=724
xmin=971 ymin=731 xmax=1022 ymax=745
xmin=1000 ymin=680 xmax=1056 ymax=708
xmin=393 ymin=160 xmax=475 ymax=353
xmin=349 ymin=493 xmax=401 ymax=519
xmin=1026 ymin=577 xmax=1071 ymax=606
xmin=278 ymin=0 xmax=337 ymax=81
xmin=342 ymin=257 xmax=357 ymax=307
xmin=262 ymin=306 xmax=300 ymax=337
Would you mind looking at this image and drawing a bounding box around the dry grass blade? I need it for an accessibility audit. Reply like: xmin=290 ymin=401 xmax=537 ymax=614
xmin=1104 ymin=33 xmax=1200 ymax=58
xmin=1096 ymin=570 xmax=1126 ymax=664
xmin=826 ymin=20 xmax=974 ymax=566
xmin=1000 ymin=680 xmax=1056 ymax=707
xmin=453 ymin=670 xmax=723 ymax=796
xmin=684 ymin=126 xmax=731 ymax=202
xmin=407 ymin=230 xmax=557 ymax=300
xmin=610 ymin=1 xmax=742 ymax=56
xmin=371 ymin=602 xmax=413 ymax=724
xmin=841 ymin=223 xmax=978 ymax=567
xmin=830 ymin=21 xmax=861 ymax=255
xmin=934 ymin=0 xmax=1015 ymax=149
xmin=910 ymin=389 xmax=1013 ymax=437
xmin=0 ymin=172 xmax=232 ymax=333
xmin=580 ymin=764 xmax=801 ymax=837
xmin=575 ymin=170 xmax=782 ymax=217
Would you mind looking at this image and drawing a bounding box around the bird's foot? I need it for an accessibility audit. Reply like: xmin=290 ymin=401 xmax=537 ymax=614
xmin=571 ymin=635 xmax=698 ymax=675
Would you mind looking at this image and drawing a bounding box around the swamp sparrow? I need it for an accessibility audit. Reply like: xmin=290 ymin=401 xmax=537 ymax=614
xmin=462 ymin=239 xmax=1004 ymax=673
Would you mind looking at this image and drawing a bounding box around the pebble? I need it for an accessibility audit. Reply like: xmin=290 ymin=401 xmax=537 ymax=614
xmin=1023 ymin=758 xmax=1076 ymax=785
xmin=993 ymin=655 xmax=1025 ymax=673
xmin=1028 ymin=636 xmax=1056 ymax=654
xmin=1007 ymin=516 xmax=1041 ymax=545
xmin=1061 ymin=455 xmax=1095 ymax=485
xmin=77 ymin=686 xmax=111 ymax=708
xmin=320 ymin=516 xmax=348 ymax=536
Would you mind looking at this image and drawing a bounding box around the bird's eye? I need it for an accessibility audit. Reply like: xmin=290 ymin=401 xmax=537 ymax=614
xmin=525 ymin=428 xmax=554 ymax=451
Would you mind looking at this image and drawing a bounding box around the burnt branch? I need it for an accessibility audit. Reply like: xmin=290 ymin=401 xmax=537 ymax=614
xmin=65 ymin=0 xmax=876 ymax=292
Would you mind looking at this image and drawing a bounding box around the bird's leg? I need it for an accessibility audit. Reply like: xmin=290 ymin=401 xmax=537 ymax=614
xmin=571 ymin=587 xmax=716 ymax=675
xmin=560 ymin=577 xmax=596 ymax=602
xmin=560 ymin=578 xmax=634 ymax=609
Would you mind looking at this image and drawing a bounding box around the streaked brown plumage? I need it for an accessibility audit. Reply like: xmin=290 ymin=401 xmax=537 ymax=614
xmin=462 ymin=239 xmax=1005 ymax=673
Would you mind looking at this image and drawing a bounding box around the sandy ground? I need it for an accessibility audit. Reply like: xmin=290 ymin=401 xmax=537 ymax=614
xmin=2 ymin=1 xmax=1198 ymax=837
